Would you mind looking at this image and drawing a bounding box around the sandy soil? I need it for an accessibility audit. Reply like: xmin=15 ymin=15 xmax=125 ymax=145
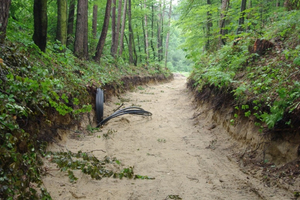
xmin=42 ymin=74 xmax=293 ymax=200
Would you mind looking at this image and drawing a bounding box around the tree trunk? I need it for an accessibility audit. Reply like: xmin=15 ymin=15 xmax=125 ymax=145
xmin=136 ymin=24 xmax=142 ymax=62
xmin=128 ymin=0 xmax=134 ymax=64
xmin=142 ymin=13 xmax=146 ymax=59
xmin=144 ymin=0 xmax=149 ymax=62
xmin=161 ymin=0 xmax=166 ymax=60
xmin=157 ymin=1 xmax=162 ymax=61
xmin=164 ymin=0 xmax=172 ymax=67
xmin=236 ymin=0 xmax=247 ymax=34
xmin=83 ymin=1 xmax=88 ymax=59
xmin=111 ymin=0 xmax=116 ymax=55
xmin=67 ymin=0 xmax=75 ymax=46
xmin=94 ymin=0 xmax=112 ymax=62
xmin=205 ymin=0 xmax=212 ymax=51
xmin=219 ymin=0 xmax=229 ymax=46
xmin=33 ymin=0 xmax=48 ymax=52
xmin=150 ymin=3 xmax=156 ymax=59
xmin=111 ymin=0 xmax=122 ymax=57
xmin=0 ymin=0 xmax=11 ymax=44
xmin=57 ymin=0 xmax=68 ymax=46
xmin=119 ymin=0 xmax=128 ymax=56
xmin=74 ymin=0 xmax=88 ymax=59
xmin=92 ymin=5 xmax=98 ymax=38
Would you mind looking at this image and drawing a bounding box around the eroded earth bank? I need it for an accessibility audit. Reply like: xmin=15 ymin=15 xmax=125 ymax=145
xmin=42 ymin=74 xmax=294 ymax=200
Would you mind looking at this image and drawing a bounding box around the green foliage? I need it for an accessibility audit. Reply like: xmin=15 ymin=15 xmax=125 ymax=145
xmin=47 ymin=150 xmax=154 ymax=181
xmin=0 ymin=14 xmax=170 ymax=199
xmin=188 ymin=9 xmax=300 ymax=129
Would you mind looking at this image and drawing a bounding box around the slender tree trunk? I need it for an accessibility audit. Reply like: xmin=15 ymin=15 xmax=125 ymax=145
xmin=246 ymin=0 xmax=252 ymax=31
xmin=142 ymin=16 xmax=146 ymax=59
xmin=151 ymin=3 xmax=156 ymax=59
xmin=119 ymin=0 xmax=127 ymax=56
xmin=83 ymin=1 xmax=88 ymax=58
xmin=57 ymin=0 xmax=67 ymax=46
xmin=164 ymin=0 xmax=172 ymax=67
xmin=111 ymin=0 xmax=116 ymax=55
xmin=144 ymin=0 xmax=149 ymax=62
xmin=260 ymin=0 xmax=263 ymax=28
xmin=236 ymin=0 xmax=247 ymax=34
xmin=74 ymin=0 xmax=88 ymax=59
xmin=161 ymin=0 xmax=166 ymax=60
xmin=129 ymin=5 xmax=137 ymax=65
xmin=157 ymin=1 xmax=162 ymax=61
xmin=136 ymin=24 xmax=142 ymax=62
xmin=219 ymin=0 xmax=229 ymax=46
xmin=205 ymin=0 xmax=212 ymax=51
xmin=92 ymin=5 xmax=98 ymax=38
xmin=111 ymin=0 xmax=122 ymax=57
xmin=124 ymin=33 xmax=129 ymax=59
xmin=33 ymin=0 xmax=48 ymax=52
xmin=128 ymin=0 xmax=134 ymax=64
xmin=94 ymin=0 xmax=112 ymax=62
xmin=67 ymin=0 xmax=75 ymax=46
xmin=0 ymin=0 xmax=11 ymax=44
xmin=113 ymin=0 xmax=122 ymax=56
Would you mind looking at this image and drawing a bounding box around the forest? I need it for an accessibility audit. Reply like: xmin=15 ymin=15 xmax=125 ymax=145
xmin=0 ymin=0 xmax=300 ymax=198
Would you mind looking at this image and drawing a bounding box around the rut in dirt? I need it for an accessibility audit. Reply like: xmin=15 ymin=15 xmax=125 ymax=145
xmin=42 ymin=74 xmax=292 ymax=200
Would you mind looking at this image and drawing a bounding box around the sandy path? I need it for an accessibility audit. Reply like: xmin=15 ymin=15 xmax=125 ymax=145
xmin=42 ymin=74 xmax=292 ymax=200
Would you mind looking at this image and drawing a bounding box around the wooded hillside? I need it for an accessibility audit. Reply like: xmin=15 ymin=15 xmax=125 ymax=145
xmin=177 ymin=0 xmax=300 ymax=131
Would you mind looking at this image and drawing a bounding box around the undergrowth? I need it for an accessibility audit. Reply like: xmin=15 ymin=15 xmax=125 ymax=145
xmin=189 ymin=10 xmax=300 ymax=131
xmin=46 ymin=150 xmax=154 ymax=181
xmin=0 ymin=20 xmax=170 ymax=199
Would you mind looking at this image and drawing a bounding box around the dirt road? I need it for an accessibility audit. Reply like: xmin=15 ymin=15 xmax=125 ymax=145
xmin=43 ymin=74 xmax=292 ymax=200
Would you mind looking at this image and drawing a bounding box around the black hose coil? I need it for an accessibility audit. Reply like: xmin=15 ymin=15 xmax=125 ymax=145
xmin=96 ymin=88 xmax=152 ymax=127
xmin=97 ymin=106 xmax=152 ymax=127
xmin=96 ymin=88 xmax=104 ymax=124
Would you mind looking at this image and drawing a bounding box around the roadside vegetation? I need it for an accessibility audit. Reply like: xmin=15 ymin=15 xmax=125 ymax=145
xmin=0 ymin=0 xmax=172 ymax=198
xmin=177 ymin=0 xmax=300 ymax=132
xmin=0 ymin=30 xmax=171 ymax=199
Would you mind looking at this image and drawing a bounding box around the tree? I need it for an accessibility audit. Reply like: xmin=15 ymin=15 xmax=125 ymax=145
xmin=119 ymin=0 xmax=128 ymax=56
xmin=164 ymin=0 xmax=172 ymax=67
xmin=144 ymin=0 xmax=149 ymax=62
xmin=111 ymin=0 xmax=117 ymax=55
xmin=205 ymin=0 xmax=212 ymax=51
xmin=67 ymin=0 xmax=76 ymax=46
xmin=94 ymin=0 xmax=112 ymax=62
xmin=33 ymin=0 xmax=48 ymax=52
xmin=111 ymin=0 xmax=122 ymax=57
xmin=128 ymin=0 xmax=137 ymax=65
xmin=150 ymin=2 xmax=156 ymax=59
xmin=74 ymin=0 xmax=88 ymax=59
xmin=219 ymin=0 xmax=229 ymax=46
xmin=157 ymin=0 xmax=164 ymax=61
xmin=236 ymin=0 xmax=247 ymax=34
xmin=92 ymin=5 xmax=98 ymax=38
xmin=57 ymin=0 xmax=68 ymax=46
xmin=0 ymin=0 xmax=11 ymax=44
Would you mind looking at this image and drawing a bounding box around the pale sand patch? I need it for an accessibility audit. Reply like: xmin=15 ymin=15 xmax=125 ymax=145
xmin=42 ymin=74 xmax=291 ymax=200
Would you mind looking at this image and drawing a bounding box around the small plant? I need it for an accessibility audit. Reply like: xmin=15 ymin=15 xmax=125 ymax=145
xmin=103 ymin=129 xmax=117 ymax=139
xmin=86 ymin=125 xmax=100 ymax=134
xmin=157 ymin=138 xmax=166 ymax=143
xmin=137 ymin=86 xmax=145 ymax=90
xmin=47 ymin=150 xmax=153 ymax=182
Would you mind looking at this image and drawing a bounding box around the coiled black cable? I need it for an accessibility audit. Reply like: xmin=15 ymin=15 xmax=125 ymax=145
xmin=96 ymin=88 xmax=104 ymax=124
xmin=97 ymin=106 xmax=152 ymax=127
xmin=96 ymin=88 xmax=152 ymax=127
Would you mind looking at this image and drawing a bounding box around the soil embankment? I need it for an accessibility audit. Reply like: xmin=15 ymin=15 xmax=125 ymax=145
xmin=42 ymin=74 xmax=293 ymax=199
